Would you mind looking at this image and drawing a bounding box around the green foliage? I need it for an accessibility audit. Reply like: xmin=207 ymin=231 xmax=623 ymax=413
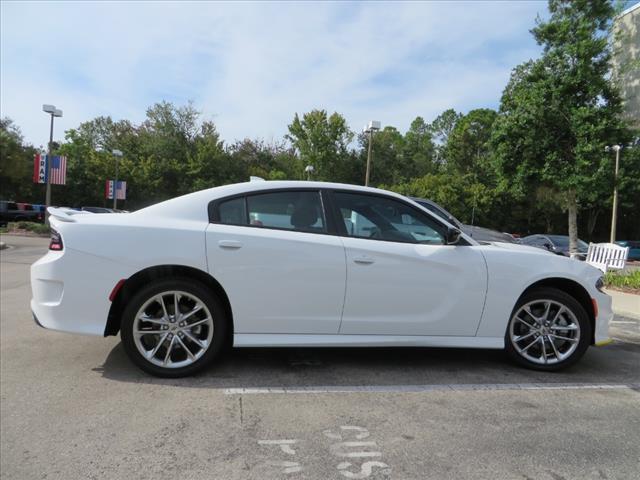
xmin=286 ymin=109 xmax=354 ymax=181
xmin=604 ymin=269 xmax=640 ymax=291
xmin=6 ymin=222 xmax=50 ymax=235
xmin=491 ymin=0 xmax=631 ymax=249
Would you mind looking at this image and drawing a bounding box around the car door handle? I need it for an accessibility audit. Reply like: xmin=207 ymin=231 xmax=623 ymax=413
xmin=218 ymin=240 xmax=243 ymax=249
xmin=353 ymin=255 xmax=375 ymax=265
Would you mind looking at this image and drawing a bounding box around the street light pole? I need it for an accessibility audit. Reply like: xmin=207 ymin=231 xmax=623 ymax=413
xmin=42 ymin=104 xmax=62 ymax=224
xmin=112 ymin=149 xmax=123 ymax=210
xmin=364 ymin=120 xmax=380 ymax=187
xmin=609 ymin=145 xmax=621 ymax=243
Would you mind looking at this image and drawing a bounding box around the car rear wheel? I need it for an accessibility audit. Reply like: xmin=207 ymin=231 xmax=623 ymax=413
xmin=121 ymin=278 xmax=227 ymax=377
xmin=505 ymin=287 xmax=591 ymax=371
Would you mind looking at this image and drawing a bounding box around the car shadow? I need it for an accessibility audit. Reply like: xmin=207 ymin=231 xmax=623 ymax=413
xmin=94 ymin=340 xmax=640 ymax=389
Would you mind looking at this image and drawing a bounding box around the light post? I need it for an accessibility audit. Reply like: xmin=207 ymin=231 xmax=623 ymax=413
xmin=304 ymin=165 xmax=315 ymax=181
xmin=112 ymin=149 xmax=123 ymax=210
xmin=42 ymin=104 xmax=63 ymax=224
xmin=363 ymin=120 xmax=381 ymax=186
xmin=605 ymin=140 xmax=639 ymax=243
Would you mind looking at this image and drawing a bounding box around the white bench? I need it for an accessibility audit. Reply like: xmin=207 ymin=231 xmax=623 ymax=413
xmin=586 ymin=242 xmax=629 ymax=272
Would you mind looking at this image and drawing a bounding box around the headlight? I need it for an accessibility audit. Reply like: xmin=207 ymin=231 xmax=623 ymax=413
xmin=595 ymin=276 xmax=605 ymax=292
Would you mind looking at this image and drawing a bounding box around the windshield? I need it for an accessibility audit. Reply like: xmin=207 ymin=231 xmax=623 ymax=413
xmin=548 ymin=236 xmax=588 ymax=250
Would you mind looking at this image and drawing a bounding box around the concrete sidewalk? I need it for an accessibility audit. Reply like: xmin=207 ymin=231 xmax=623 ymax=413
xmin=604 ymin=288 xmax=640 ymax=319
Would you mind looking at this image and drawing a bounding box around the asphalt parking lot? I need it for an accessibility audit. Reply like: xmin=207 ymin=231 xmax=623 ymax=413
xmin=1 ymin=235 xmax=639 ymax=480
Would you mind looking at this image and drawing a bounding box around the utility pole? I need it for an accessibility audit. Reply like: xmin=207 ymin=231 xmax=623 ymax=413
xmin=42 ymin=104 xmax=63 ymax=224
xmin=363 ymin=120 xmax=380 ymax=186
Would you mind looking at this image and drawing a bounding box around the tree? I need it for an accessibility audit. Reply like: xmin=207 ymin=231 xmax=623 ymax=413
xmin=428 ymin=109 xmax=462 ymax=165
xmin=403 ymin=116 xmax=437 ymax=177
xmin=286 ymin=110 xmax=354 ymax=181
xmin=491 ymin=0 xmax=629 ymax=253
xmin=0 ymin=118 xmax=40 ymax=201
xmin=446 ymin=109 xmax=498 ymax=180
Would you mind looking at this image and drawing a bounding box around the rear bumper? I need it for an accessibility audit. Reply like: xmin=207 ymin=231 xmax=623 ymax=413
xmin=30 ymin=248 xmax=128 ymax=336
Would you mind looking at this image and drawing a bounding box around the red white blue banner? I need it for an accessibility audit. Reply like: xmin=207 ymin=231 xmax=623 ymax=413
xmin=105 ymin=180 xmax=126 ymax=200
xmin=33 ymin=154 xmax=67 ymax=185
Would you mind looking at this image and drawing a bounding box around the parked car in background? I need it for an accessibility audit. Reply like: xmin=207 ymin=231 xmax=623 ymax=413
xmin=0 ymin=201 xmax=44 ymax=226
xmin=521 ymin=235 xmax=589 ymax=260
xmin=411 ymin=197 xmax=517 ymax=244
xmin=615 ymin=241 xmax=640 ymax=261
xmin=81 ymin=206 xmax=115 ymax=214
xmin=31 ymin=181 xmax=611 ymax=377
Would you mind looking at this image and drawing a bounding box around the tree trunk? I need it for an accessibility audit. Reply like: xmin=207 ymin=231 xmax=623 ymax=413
xmin=567 ymin=189 xmax=578 ymax=257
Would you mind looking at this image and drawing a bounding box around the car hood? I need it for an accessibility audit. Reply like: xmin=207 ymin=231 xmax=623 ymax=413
xmin=481 ymin=241 xmax=554 ymax=255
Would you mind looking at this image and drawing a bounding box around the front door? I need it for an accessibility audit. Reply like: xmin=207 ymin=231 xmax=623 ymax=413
xmin=331 ymin=191 xmax=487 ymax=336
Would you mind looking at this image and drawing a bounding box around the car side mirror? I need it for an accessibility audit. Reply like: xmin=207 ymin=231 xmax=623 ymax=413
xmin=446 ymin=227 xmax=462 ymax=245
xmin=543 ymin=242 xmax=553 ymax=250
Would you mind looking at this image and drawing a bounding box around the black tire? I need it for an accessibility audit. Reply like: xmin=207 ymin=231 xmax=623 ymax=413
xmin=505 ymin=287 xmax=591 ymax=371
xmin=120 ymin=277 xmax=228 ymax=378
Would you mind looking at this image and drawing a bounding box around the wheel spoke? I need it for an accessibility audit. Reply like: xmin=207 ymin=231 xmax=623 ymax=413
xmin=185 ymin=317 xmax=210 ymax=329
xmin=549 ymin=333 xmax=578 ymax=343
xmin=540 ymin=336 xmax=547 ymax=364
xmin=520 ymin=336 xmax=539 ymax=353
xmin=138 ymin=315 xmax=167 ymax=326
xmin=146 ymin=333 xmax=168 ymax=359
xmin=515 ymin=331 xmax=537 ymax=343
xmin=550 ymin=324 xmax=578 ymax=331
xmin=182 ymin=329 xmax=206 ymax=348
xmin=547 ymin=335 xmax=562 ymax=360
xmin=157 ymin=295 xmax=170 ymax=320
xmin=181 ymin=305 xmax=203 ymax=322
xmin=541 ymin=301 xmax=551 ymax=321
xmin=515 ymin=316 xmax=537 ymax=329
xmin=522 ymin=306 xmax=538 ymax=323
xmin=174 ymin=293 xmax=181 ymax=318
xmin=550 ymin=307 xmax=565 ymax=325
xmin=176 ymin=336 xmax=195 ymax=361
xmin=135 ymin=329 xmax=166 ymax=335
xmin=163 ymin=336 xmax=176 ymax=365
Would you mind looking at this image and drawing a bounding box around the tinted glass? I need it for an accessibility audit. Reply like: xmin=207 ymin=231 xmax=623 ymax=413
xmin=218 ymin=197 xmax=247 ymax=225
xmin=246 ymin=191 xmax=325 ymax=233
xmin=334 ymin=192 xmax=445 ymax=244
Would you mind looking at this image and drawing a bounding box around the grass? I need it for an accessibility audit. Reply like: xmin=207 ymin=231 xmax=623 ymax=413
xmin=2 ymin=222 xmax=50 ymax=236
xmin=604 ymin=269 xmax=640 ymax=293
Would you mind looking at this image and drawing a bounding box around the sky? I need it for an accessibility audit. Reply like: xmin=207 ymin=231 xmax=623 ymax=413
xmin=0 ymin=0 xmax=618 ymax=150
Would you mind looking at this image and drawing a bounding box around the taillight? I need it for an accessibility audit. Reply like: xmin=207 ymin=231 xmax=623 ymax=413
xmin=49 ymin=228 xmax=63 ymax=251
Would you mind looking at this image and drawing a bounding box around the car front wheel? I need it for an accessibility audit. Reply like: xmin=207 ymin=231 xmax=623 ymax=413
xmin=121 ymin=278 xmax=227 ymax=377
xmin=505 ymin=287 xmax=591 ymax=371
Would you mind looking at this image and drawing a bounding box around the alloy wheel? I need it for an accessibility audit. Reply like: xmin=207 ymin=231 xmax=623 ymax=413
xmin=132 ymin=290 xmax=214 ymax=369
xmin=509 ymin=299 xmax=580 ymax=365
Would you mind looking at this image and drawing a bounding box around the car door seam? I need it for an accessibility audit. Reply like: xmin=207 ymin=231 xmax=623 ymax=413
xmin=337 ymin=235 xmax=349 ymax=334
xmin=473 ymin=250 xmax=491 ymax=337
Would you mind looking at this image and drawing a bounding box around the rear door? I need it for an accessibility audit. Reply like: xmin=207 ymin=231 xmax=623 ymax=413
xmin=329 ymin=191 xmax=487 ymax=336
xmin=205 ymin=189 xmax=346 ymax=334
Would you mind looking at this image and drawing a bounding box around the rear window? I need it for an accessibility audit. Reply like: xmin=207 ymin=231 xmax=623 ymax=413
xmin=218 ymin=197 xmax=247 ymax=225
xmin=246 ymin=191 xmax=326 ymax=233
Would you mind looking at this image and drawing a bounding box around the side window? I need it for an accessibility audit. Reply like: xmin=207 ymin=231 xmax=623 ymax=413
xmin=246 ymin=191 xmax=326 ymax=233
xmin=333 ymin=192 xmax=445 ymax=245
xmin=218 ymin=197 xmax=247 ymax=225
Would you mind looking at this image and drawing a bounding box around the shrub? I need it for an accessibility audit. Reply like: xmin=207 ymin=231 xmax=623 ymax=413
xmin=604 ymin=270 xmax=640 ymax=291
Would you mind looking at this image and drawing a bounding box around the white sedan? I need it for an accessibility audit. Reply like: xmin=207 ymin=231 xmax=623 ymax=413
xmin=31 ymin=181 xmax=613 ymax=377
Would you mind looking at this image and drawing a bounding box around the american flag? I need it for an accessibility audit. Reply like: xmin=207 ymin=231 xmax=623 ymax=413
xmin=49 ymin=156 xmax=67 ymax=185
xmin=33 ymin=155 xmax=67 ymax=185
xmin=106 ymin=180 xmax=127 ymax=200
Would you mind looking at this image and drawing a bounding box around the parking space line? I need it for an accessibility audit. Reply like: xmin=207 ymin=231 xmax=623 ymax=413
xmin=224 ymin=383 xmax=640 ymax=395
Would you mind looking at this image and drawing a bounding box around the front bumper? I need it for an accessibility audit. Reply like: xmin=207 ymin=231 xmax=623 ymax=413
xmin=593 ymin=290 xmax=614 ymax=345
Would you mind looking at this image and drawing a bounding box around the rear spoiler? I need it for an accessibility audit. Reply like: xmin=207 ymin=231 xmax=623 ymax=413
xmin=47 ymin=207 xmax=92 ymax=223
